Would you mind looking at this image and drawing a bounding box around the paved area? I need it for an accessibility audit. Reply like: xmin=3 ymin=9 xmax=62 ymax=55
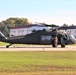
xmin=0 ymin=45 xmax=76 ymax=51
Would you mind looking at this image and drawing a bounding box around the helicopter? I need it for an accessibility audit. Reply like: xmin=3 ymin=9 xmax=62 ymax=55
xmin=0 ymin=26 xmax=75 ymax=48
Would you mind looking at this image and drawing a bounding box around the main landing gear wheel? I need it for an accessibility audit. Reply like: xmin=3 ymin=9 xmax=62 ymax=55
xmin=61 ymin=43 xmax=65 ymax=48
xmin=52 ymin=36 xmax=58 ymax=47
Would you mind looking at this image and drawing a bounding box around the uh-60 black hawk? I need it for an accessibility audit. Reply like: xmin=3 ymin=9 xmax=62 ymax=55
xmin=0 ymin=25 xmax=76 ymax=48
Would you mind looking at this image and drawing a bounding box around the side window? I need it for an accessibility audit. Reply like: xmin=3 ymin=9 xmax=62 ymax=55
xmin=41 ymin=35 xmax=51 ymax=41
xmin=70 ymin=30 xmax=71 ymax=33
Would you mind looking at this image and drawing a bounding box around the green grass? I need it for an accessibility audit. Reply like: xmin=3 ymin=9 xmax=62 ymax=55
xmin=0 ymin=51 xmax=76 ymax=75
xmin=0 ymin=42 xmax=8 ymax=46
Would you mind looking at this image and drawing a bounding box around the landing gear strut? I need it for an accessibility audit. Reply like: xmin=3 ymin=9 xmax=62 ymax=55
xmin=6 ymin=44 xmax=13 ymax=48
xmin=60 ymin=36 xmax=65 ymax=48
xmin=52 ymin=35 xmax=58 ymax=47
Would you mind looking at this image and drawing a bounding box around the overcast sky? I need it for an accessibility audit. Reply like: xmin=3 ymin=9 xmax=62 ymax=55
xmin=0 ymin=0 xmax=76 ymax=25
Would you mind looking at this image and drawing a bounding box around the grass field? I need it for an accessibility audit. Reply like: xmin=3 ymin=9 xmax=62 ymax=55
xmin=0 ymin=51 xmax=76 ymax=75
xmin=0 ymin=42 xmax=8 ymax=46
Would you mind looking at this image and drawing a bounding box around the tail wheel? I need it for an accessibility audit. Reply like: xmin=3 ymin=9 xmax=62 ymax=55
xmin=52 ymin=36 xmax=58 ymax=47
xmin=6 ymin=43 xmax=13 ymax=48
xmin=6 ymin=45 xmax=9 ymax=48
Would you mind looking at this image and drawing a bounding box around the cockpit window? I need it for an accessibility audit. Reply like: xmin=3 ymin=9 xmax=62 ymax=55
xmin=69 ymin=35 xmax=75 ymax=39
xmin=67 ymin=35 xmax=75 ymax=40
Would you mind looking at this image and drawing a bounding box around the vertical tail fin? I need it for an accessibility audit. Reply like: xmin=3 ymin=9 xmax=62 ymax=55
xmin=0 ymin=31 xmax=7 ymax=39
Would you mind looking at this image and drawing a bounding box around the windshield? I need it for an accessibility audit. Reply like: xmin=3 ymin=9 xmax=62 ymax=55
xmin=70 ymin=35 xmax=75 ymax=39
xmin=67 ymin=34 xmax=75 ymax=40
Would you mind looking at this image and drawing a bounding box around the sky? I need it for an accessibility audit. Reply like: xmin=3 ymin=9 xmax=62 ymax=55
xmin=0 ymin=0 xmax=76 ymax=25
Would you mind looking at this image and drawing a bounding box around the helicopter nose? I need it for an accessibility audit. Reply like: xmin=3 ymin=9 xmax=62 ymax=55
xmin=70 ymin=38 xmax=76 ymax=44
xmin=73 ymin=39 xmax=76 ymax=44
xmin=75 ymin=39 xmax=76 ymax=44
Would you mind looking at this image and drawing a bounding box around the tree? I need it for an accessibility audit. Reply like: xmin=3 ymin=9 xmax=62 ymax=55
xmin=63 ymin=24 xmax=68 ymax=27
xmin=0 ymin=17 xmax=31 ymax=28
xmin=0 ymin=17 xmax=32 ymax=37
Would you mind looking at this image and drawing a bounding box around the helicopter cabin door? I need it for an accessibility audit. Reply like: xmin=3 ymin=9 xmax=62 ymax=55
xmin=40 ymin=35 xmax=52 ymax=44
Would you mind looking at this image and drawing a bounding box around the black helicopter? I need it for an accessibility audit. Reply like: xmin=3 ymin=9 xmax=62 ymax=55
xmin=0 ymin=25 xmax=76 ymax=48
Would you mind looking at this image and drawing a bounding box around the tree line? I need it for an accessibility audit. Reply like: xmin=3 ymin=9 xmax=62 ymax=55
xmin=0 ymin=17 xmax=75 ymax=37
xmin=0 ymin=17 xmax=31 ymax=36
